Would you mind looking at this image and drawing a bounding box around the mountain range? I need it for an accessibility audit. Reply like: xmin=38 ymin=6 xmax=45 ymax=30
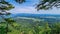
xmin=9 ymin=13 xmax=60 ymax=24
xmin=10 ymin=13 xmax=60 ymax=19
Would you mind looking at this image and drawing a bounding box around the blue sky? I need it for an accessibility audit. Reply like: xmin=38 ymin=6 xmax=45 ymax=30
xmin=6 ymin=0 xmax=60 ymax=14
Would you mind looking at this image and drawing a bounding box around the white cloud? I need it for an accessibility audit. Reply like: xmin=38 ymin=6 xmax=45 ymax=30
xmin=10 ymin=6 xmax=60 ymax=14
xmin=15 ymin=7 xmax=36 ymax=12
xmin=10 ymin=6 xmax=39 ymax=14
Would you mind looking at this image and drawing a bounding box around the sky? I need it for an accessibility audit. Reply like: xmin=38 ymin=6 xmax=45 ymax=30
xmin=6 ymin=0 xmax=60 ymax=14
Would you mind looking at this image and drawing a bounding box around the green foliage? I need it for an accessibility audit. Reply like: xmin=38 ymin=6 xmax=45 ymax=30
xmin=15 ymin=0 xmax=25 ymax=3
xmin=0 ymin=23 xmax=7 ymax=34
xmin=0 ymin=19 xmax=60 ymax=34
xmin=0 ymin=0 xmax=25 ymax=10
xmin=0 ymin=0 xmax=14 ymax=10
xmin=50 ymin=23 xmax=60 ymax=34
xmin=36 ymin=0 xmax=60 ymax=10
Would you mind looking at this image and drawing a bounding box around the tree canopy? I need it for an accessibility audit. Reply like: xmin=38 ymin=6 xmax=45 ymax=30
xmin=36 ymin=0 xmax=60 ymax=10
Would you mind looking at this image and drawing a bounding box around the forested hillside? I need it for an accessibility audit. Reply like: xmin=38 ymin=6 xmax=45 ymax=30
xmin=0 ymin=16 xmax=60 ymax=34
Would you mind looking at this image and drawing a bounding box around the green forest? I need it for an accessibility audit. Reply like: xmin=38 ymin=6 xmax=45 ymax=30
xmin=0 ymin=17 xmax=60 ymax=34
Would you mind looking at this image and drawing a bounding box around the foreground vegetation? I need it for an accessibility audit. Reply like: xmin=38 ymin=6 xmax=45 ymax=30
xmin=0 ymin=17 xmax=60 ymax=34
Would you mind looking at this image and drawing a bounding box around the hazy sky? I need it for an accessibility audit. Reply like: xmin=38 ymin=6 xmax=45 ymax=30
xmin=6 ymin=0 xmax=60 ymax=14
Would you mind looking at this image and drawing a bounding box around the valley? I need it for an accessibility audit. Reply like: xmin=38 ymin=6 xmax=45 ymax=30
xmin=0 ymin=14 xmax=60 ymax=34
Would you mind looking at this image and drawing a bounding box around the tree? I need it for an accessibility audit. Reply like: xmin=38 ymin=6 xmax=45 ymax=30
xmin=51 ymin=23 xmax=60 ymax=34
xmin=36 ymin=0 xmax=60 ymax=10
xmin=0 ymin=0 xmax=25 ymax=14
xmin=0 ymin=0 xmax=25 ymax=34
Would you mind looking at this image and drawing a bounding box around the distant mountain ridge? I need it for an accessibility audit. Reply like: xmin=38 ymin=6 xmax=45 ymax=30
xmin=10 ymin=13 xmax=60 ymax=24
xmin=10 ymin=13 xmax=60 ymax=18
